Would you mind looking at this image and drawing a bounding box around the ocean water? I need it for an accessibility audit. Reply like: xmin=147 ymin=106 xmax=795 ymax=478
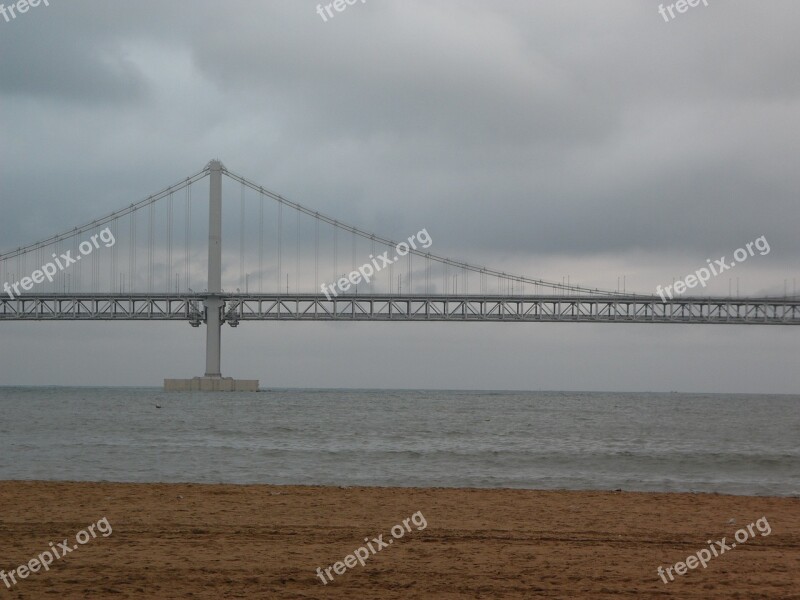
xmin=0 ymin=388 xmax=797 ymax=496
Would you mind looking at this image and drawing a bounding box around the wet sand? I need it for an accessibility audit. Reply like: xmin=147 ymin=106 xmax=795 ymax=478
xmin=0 ymin=482 xmax=798 ymax=599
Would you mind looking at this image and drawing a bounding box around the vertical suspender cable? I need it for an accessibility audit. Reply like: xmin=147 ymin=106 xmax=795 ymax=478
xmin=185 ymin=183 xmax=191 ymax=292
xmin=408 ymin=252 xmax=412 ymax=295
xmin=91 ymin=228 xmax=96 ymax=293
xmin=426 ymin=255 xmax=430 ymax=294
xmin=389 ymin=244 xmax=394 ymax=294
xmin=296 ymin=210 xmax=300 ymax=293
xmin=277 ymin=201 xmax=282 ymax=292
xmin=148 ymin=201 xmax=154 ymax=293
xmin=371 ymin=237 xmax=375 ymax=292
xmin=259 ymin=191 xmax=264 ymax=293
xmin=129 ymin=212 xmax=135 ymax=292
xmin=333 ymin=226 xmax=337 ymax=285
xmin=90 ymin=233 xmax=94 ymax=292
xmin=74 ymin=234 xmax=80 ymax=291
xmin=167 ymin=193 xmax=173 ymax=292
xmin=110 ymin=220 xmax=116 ymax=292
xmin=96 ymin=229 xmax=101 ymax=292
xmin=240 ymin=183 xmax=245 ymax=291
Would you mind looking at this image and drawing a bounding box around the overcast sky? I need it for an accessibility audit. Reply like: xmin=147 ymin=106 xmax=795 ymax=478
xmin=1 ymin=0 xmax=798 ymax=393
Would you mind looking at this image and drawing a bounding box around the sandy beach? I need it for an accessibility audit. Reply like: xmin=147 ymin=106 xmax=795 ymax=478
xmin=0 ymin=482 xmax=798 ymax=599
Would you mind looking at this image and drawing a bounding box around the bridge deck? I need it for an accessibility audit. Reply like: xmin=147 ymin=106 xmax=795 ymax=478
xmin=1 ymin=294 xmax=799 ymax=325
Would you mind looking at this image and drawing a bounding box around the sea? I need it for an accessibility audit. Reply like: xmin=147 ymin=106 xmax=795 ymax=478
xmin=0 ymin=388 xmax=797 ymax=496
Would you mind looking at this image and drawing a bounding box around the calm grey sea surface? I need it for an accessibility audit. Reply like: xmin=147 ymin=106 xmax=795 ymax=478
xmin=0 ymin=388 xmax=797 ymax=496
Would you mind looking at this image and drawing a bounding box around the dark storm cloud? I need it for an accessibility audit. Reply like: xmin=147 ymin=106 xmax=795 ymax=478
xmin=181 ymin=0 xmax=800 ymax=258
xmin=0 ymin=4 xmax=150 ymax=103
xmin=2 ymin=0 xmax=798 ymax=259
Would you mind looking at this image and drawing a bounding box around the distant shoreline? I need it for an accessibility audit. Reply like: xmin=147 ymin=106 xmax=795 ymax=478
xmin=1 ymin=479 xmax=798 ymax=497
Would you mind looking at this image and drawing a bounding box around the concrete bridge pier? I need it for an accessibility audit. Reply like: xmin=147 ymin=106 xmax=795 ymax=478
xmin=164 ymin=160 xmax=259 ymax=392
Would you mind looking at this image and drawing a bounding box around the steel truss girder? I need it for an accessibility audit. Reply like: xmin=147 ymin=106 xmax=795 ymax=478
xmin=228 ymin=295 xmax=800 ymax=324
xmin=1 ymin=294 xmax=799 ymax=324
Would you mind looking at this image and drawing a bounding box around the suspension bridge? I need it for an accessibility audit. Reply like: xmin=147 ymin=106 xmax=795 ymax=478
xmin=1 ymin=160 xmax=798 ymax=390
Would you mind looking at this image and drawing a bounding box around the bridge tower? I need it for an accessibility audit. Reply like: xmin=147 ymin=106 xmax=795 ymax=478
xmin=205 ymin=159 xmax=224 ymax=378
xmin=164 ymin=160 xmax=259 ymax=392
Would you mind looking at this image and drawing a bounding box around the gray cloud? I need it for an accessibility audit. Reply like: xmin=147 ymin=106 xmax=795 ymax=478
xmin=1 ymin=0 xmax=798 ymax=391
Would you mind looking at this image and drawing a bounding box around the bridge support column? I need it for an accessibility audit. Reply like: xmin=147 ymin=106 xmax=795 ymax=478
xmin=204 ymin=298 xmax=222 ymax=377
xmin=204 ymin=160 xmax=223 ymax=377
xmin=164 ymin=159 xmax=259 ymax=392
